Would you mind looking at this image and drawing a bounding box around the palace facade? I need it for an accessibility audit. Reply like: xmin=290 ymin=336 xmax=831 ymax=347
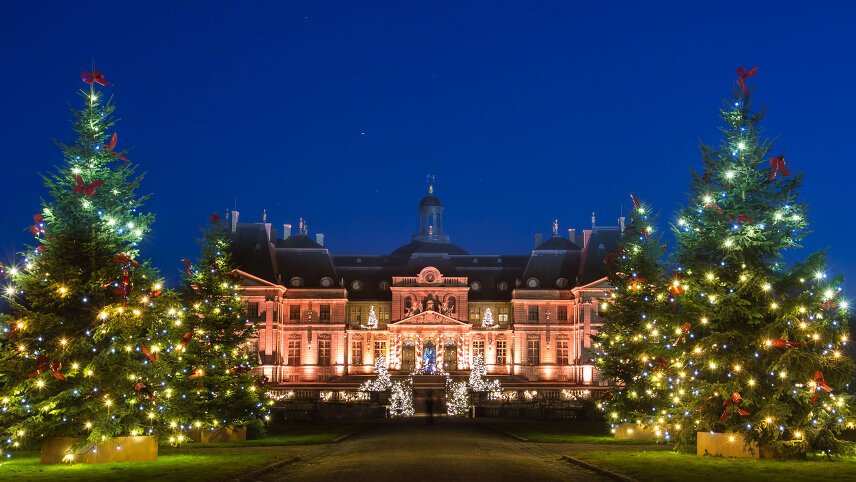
xmin=230 ymin=185 xmax=622 ymax=397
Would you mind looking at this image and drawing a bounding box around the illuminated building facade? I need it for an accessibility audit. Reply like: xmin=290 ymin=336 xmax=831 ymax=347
xmin=230 ymin=185 xmax=622 ymax=396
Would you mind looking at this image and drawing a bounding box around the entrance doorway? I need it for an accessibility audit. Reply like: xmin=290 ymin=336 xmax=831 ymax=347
xmin=443 ymin=340 xmax=457 ymax=371
xmin=402 ymin=341 xmax=416 ymax=371
xmin=423 ymin=341 xmax=437 ymax=373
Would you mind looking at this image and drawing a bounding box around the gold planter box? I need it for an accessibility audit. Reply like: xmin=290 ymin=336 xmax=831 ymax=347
xmin=41 ymin=435 xmax=158 ymax=464
xmin=188 ymin=426 xmax=247 ymax=443
xmin=696 ymin=431 xmax=759 ymax=458
xmin=614 ymin=422 xmax=656 ymax=441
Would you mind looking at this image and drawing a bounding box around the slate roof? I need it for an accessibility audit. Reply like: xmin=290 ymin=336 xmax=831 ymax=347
xmin=231 ymin=222 xmax=620 ymax=300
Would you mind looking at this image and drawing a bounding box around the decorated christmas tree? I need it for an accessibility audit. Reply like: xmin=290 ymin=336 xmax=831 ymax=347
xmin=481 ymin=307 xmax=494 ymax=329
xmin=365 ymin=305 xmax=378 ymax=330
xmin=445 ymin=378 xmax=470 ymax=416
xmin=593 ymin=194 xmax=680 ymax=437
xmin=389 ymin=378 xmax=414 ymax=417
xmin=668 ymin=67 xmax=855 ymax=455
xmin=0 ymin=69 xmax=182 ymax=457
xmin=360 ymin=356 xmax=392 ymax=391
xmin=172 ymin=217 xmax=267 ymax=439
xmin=468 ymin=353 xmax=501 ymax=393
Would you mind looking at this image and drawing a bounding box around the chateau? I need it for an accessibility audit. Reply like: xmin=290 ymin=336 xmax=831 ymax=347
xmin=230 ymin=185 xmax=622 ymax=406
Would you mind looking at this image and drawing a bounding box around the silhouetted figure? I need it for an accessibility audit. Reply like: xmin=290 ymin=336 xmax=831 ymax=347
xmin=426 ymin=390 xmax=435 ymax=425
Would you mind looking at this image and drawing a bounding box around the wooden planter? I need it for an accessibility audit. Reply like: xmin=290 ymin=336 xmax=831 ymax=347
xmin=696 ymin=432 xmax=758 ymax=458
xmin=188 ymin=426 xmax=247 ymax=443
xmin=614 ymin=422 xmax=656 ymax=441
xmin=41 ymin=435 xmax=158 ymax=464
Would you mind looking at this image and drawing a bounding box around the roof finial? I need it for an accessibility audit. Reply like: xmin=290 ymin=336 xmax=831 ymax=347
xmin=552 ymin=219 xmax=559 ymax=237
xmin=427 ymin=174 xmax=435 ymax=195
xmin=299 ymin=217 xmax=305 ymax=235
xmin=262 ymin=208 xmax=267 ymax=223
xmin=592 ymin=211 xmax=596 ymax=228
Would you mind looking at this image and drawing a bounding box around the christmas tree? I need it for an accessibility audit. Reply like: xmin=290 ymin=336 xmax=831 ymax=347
xmin=593 ymin=194 xmax=679 ymax=437
xmin=445 ymin=377 xmax=470 ymax=416
xmin=389 ymin=378 xmax=414 ymax=417
xmin=668 ymin=67 xmax=855 ymax=455
xmin=468 ymin=353 xmax=501 ymax=393
xmin=481 ymin=307 xmax=494 ymax=329
xmin=360 ymin=356 xmax=392 ymax=391
xmin=365 ymin=305 xmax=378 ymax=329
xmin=0 ymin=69 xmax=182 ymax=456
xmin=172 ymin=217 xmax=267 ymax=439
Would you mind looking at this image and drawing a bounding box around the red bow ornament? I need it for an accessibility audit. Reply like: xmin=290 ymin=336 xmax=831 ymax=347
xmin=188 ymin=368 xmax=205 ymax=380
xmin=728 ymin=214 xmax=753 ymax=224
xmin=178 ymin=331 xmax=193 ymax=350
xmin=736 ymin=66 xmax=757 ymax=95
xmin=81 ymin=69 xmax=110 ymax=86
xmin=72 ymin=174 xmax=104 ymax=196
xmin=114 ymin=252 xmax=141 ymax=268
xmin=821 ymin=300 xmax=837 ymax=311
xmin=29 ymin=213 xmax=45 ymax=236
xmin=141 ymin=343 xmax=158 ymax=362
xmin=27 ymin=354 xmax=66 ymax=380
xmin=768 ymin=155 xmax=792 ymax=181
xmin=629 ymin=192 xmax=641 ymax=209
xmin=182 ymin=258 xmax=192 ymax=276
xmin=209 ymin=213 xmax=221 ymax=224
xmin=770 ymin=338 xmax=803 ymax=349
xmin=811 ymin=370 xmax=834 ymax=404
xmin=654 ymin=356 xmax=669 ymax=372
xmin=134 ymin=381 xmax=155 ymax=399
xmin=103 ymin=133 xmax=129 ymax=162
xmin=720 ymin=391 xmax=751 ymax=421
xmin=674 ymin=322 xmax=692 ymax=344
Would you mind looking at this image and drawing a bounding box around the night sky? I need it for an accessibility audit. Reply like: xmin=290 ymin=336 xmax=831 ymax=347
xmin=2 ymin=2 xmax=855 ymax=288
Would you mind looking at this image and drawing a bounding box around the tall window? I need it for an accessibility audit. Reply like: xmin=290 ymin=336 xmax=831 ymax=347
xmin=374 ymin=341 xmax=387 ymax=361
xmin=472 ymin=340 xmax=484 ymax=358
xmin=469 ymin=306 xmax=481 ymax=322
xmin=319 ymin=304 xmax=331 ymax=321
xmin=318 ymin=338 xmax=331 ymax=366
xmin=351 ymin=340 xmax=363 ymax=366
xmin=247 ymin=301 xmax=262 ymax=321
xmin=378 ymin=305 xmax=390 ymax=322
xmin=287 ymin=339 xmax=301 ymax=365
xmin=498 ymin=306 xmax=509 ymax=323
xmin=289 ymin=305 xmax=301 ymax=320
xmin=527 ymin=305 xmax=539 ymax=322
xmin=527 ymin=339 xmax=540 ymax=365
xmin=349 ymin=306 xmax=362 ymax=323
xmin=495 ymin=340 xmax=507 ymax=365
xmin=556 ymin=339 xmax=569 ymax=366
xmin=557 ymin=306 xmax=568 ymax=321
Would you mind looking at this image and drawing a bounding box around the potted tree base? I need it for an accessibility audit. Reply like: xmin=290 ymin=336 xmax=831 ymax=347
xmin=41 ymin=435 xmax=158 ymax=464
xmin=188 ymin=426 xmax=247 ymax=443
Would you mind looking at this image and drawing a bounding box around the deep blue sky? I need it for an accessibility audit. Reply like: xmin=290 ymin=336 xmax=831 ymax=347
xmin=2 ymin=2 xmax=855 ymax=287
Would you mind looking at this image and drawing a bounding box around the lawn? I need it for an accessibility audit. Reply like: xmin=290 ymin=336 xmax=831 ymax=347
xmin=488 ymin=419 xmax=660 ymax=444
xmin=0 ymin=422 xmax=370 ymax=481
xmin=575 ymin=450 xmax=856 ymax=482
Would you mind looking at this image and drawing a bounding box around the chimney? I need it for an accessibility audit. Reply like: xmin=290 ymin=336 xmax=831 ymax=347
xmin=583 ymin=229 xmax=592 ymax=248
xmin=534 ymin=233 xmax=543 ymax=247
xmin=568 ymin=228 xmax=576 ymax=243
xmin=231 ymin=210 xmax=239 ymax=233
xmin=316 ymin=233 xmax=325 ymax=247
xmin=618 ymin=216 xmax=626 ymax=235
xmin=283 ymin=224 xmax=292 ymax=239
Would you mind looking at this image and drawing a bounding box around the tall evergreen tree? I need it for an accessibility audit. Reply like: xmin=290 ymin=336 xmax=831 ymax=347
xmin=0 ymin=69 xmax=181 ymax=457
xmin=172 ymin=218 xmax=267 ymax=438
xmin=669 ymin=67 xmax=854 ymax=455
xmin=594 ymin=195 xmax=681 ymax=438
